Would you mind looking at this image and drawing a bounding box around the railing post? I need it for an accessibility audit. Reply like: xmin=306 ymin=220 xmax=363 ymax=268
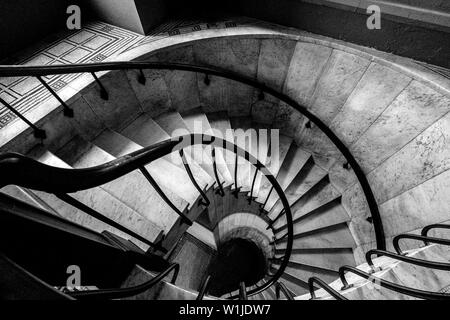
xmin=211 ymin=148 xmax=225 ymax=196
xmin=91 ymin=72 xmax=109 ymax=100
xmin=0 ymin=97 xmax=46 ymax=140
xmin=196 ymin=275 xmax=212 ymax=300
xmin=37 ymin=76 xmax=74 ymax=117
xmin=137 ymin=69 xmax=146 ymax=85
xmin=179 ymin=149 xmax=210 ymax=207
xmin=55 ymin=193 xmax=166 ymax=253
xmin=139 ymin=166 xmax=193 ymax=226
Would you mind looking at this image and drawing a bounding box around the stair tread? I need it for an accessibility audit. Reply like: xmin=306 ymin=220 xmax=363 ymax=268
xmin=264 ymin=144 xmax=310 ymax=211
xmin=0 ymin=185 xmax=59 ymax=215
xmin=277 ymin=224 xmax=356 ymax=250
xmin=282 ymin=264 xmax=339 ymax=286
xmin=27 ymin=147 xmax=160 ymax=250
xmin=93 ymin=129 xmax=201 ymax=207
xmin=121 ymin=265 xmax=217 ymax=300
xmin=256 ymin=134 xmax=293 ymax=204
xmin=153 ymin=111 xmax=215 ymax=186
xmin=207 ymin=111 xmax=236 ymax=182
xmin=281 ymin=250 xmax=356 ymax=272
xmin=268 ymin=159 xmax=327 ymax=218
xmin=230 ymin=117 xmax=258 ymax=192
xmin=180 ymin=107 xmax=233 ymax=185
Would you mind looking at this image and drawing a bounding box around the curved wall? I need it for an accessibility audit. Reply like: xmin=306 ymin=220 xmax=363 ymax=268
xmin=2 ymin=26 xmax=449 ymax=257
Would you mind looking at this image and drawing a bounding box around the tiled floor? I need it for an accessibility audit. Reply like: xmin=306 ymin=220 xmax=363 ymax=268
xmin=0 ymin=18 xmax=249 ymax=130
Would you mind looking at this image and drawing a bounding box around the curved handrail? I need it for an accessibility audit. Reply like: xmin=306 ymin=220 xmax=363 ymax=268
xmin=275 ymin=282 xmax=295 ymax=300
xmin=0 ymin=134 xmax=294 ymax=299
xmin=69 ymin=263 xmax=179 ymax=300
xmin=421 ymin=224 xmax=450 ymax=240
xmin=339 ymin=265 xmax=450 ymax=300
xmin=366 ymin=249 xmax=450 ymax=273
xmin=308 ymin=277 xmax=347 ymax=300
xmin=393 ymin=234 xmax=450 ymax=255
xmin=0 ymin=61 xmax=385 ymax=250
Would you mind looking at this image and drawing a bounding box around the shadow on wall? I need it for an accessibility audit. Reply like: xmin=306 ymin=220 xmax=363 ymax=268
xmin=0 ymin=0 xmax=89 ymax=62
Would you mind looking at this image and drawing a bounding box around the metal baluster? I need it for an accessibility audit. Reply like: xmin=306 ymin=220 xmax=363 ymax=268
xmin=37 ymin=76 xmax=74 ymax=117
xmin=0 ymin=97 xmax=46 ymax=139
xmin=179 ymin=149 xmax=210 ymax=206
xmin=261 ymin=185 xmax=274 ymax=215
xmin=248 ymin=169 xmax=258 ymax=204
xmin=91 ymin=72 xmax=109 ymax=100
xmin=139 ymin=166 xmax=193 ymax=225
xmin=137 ymin=69 xmax=146 ymax=85
xmin=55 ymin=193 xmax=166 ymax=253
xmin=196 ymin=275 xmax=212 ymax=300
xmin=211 ymin=148 xmax=225 ymax=196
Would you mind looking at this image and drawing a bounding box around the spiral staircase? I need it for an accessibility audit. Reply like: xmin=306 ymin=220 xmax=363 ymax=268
xmin=0 ymin=21 xmax=450 ymax=300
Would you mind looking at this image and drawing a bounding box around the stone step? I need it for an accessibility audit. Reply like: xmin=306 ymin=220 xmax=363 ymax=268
xmin=256 ymin=134 xmax=292 ymax=204
xmin=281 ymin=263 xmax=339 ymax=289
xmin=269 ymin=157 xmax=327 ymax=218
xmin=278 ymin=272 xmax=309 ymax=296
xmin=276 ymin=223 xmax=356 ymax=250
xmin=289 ymin=176 xmax=341 ymax=221
xmin=206 ymin=111 xmax=236 ymax=181
xmin=0 ymin=185 xmax=59 ymax=215
xmin=274 ymin=196 xmax=350 ymax=237
xmin=264 ymin=144 xmax=310 ymax=211
xmin=278 ymin=249 xmax=356 ymax=272
xmin=230 ymin=117 xmax=258 ymax=192
xmin=248 ymin=123 xmax=271 ymax=198
xmin=93 ymin=129 xmax=200 ymax=207
xmin=92 ymin=130 xmax=188 ymax=233
xmin=121 ymin=265 xmax=217 ymax=300
xmin=153 ymin=111 xmax=215 ymax=186
xmin=26 ymin=146 xmax=158 ymax=250
xmin=180 ymin=107 xmax=232 ymax=185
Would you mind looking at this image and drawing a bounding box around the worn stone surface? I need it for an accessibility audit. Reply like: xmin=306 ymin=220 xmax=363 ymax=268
xmin=272 ymin=101 xmax=306 ymax=138
xmin=379 ymin=169 xmax=450 ymax=237
xmin=154 ymin=46 xmax=200 ymax=113
xmin=256 ymin=38 xmax=297 ymax=99
xmin=277 ymin=225 xmax=356 ymax=250
xmin=368 ymin=111 xmax=450 ymax=204
xmin=331 ymin=63 xmax=411 ymax=146
xmin=351 ymin=80 xmax=450 ymax=172
xmin=193 ymin=38 xmax=260 ymax=116
xmin=264 ymin=144 xmax=311 ymax=211
xmin=126 ymin=68 xmax=172 ymax=117
xmin=309 ymin=50 xmax=370 ymax=124
xmin=80 ymin=70 xmax=142 ymax=131
xmin=283 ymin=42 xmax=332 ymax=107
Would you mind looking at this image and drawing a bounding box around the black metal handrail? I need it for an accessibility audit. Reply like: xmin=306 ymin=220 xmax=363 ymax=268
xmin=366 ymin=249 xmax=450 ymax=273
xmin=0 ymin=134 xmax=294 ymax=299
xmin=275 ymin=282 xmax=295 ymax=300
xmin=69 ymin=263 xmax=179 ymax=300
xmin=0 ymin=61 xmax=385 ymax=251
xmin=339 ymin=265 xmax=450 ymax=300
xmin=421 ymin=224 xmax=450 ymax=240
xmin=308 ymin=277 xmax=347 ymax=300
xmin=393 ymin=234 xmax=450 ymax=255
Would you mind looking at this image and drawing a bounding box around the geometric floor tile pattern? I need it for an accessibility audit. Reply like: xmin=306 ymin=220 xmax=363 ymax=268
xmin=0 ymin=18 xmax=245 ymax=129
